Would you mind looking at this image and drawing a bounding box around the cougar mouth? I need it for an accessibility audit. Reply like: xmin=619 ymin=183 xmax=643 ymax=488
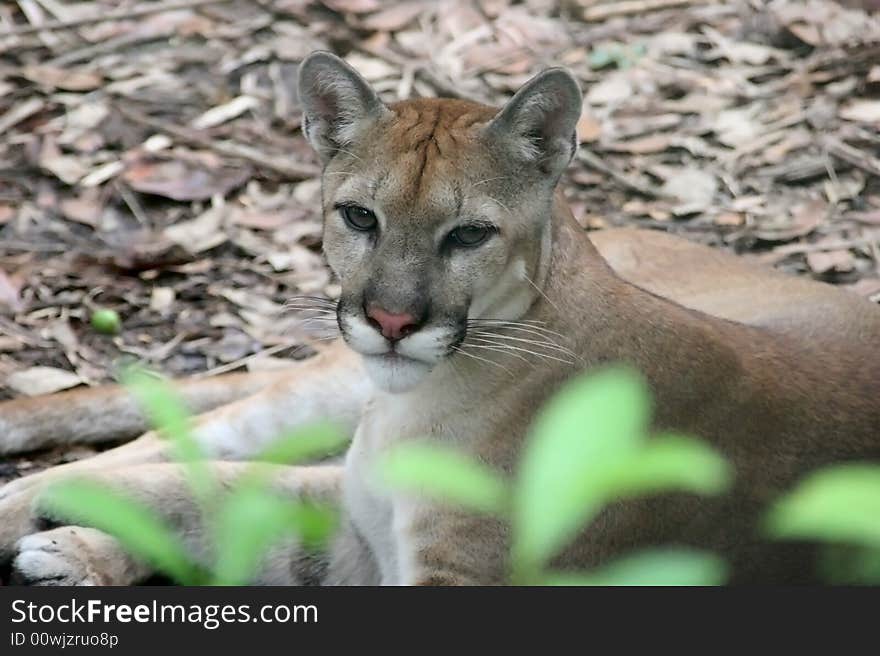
xmin=360 ymin=351 xmax=434 ymax=393
xmin=336 ymin=307 xmax=468 ymax=392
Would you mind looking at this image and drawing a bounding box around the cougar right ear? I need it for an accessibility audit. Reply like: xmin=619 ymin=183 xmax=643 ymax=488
xmin=297 ymin=51 xmax=388 ymax=162
xmin=485 ymin=67 xmax=582 ymax=178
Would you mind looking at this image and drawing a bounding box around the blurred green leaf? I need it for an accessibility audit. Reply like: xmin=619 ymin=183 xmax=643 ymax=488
xmin=543 ymin=549 xmax=727 ymax=586
xmin=213 ymin=484 xmax=337 ymax=585
xmin=256 ymin=422 xmax=350 ymax=465
xmin=40 ymin=479 xmax=203 ymax=585
xmin=606 ymin=434 xmax=731 ymax=498
xmin=512 ymin=367 xmax=650 ymax=575
xmin=588 ymin=42 xmax=645 ymax=70
xmin=765 ymin=464 xmax=880 ymax=546
xmin=123 ymin=368 xmax=214 ymax=504
xmin=588 ymin=47 xmax=618 ymax=69
xmin=122 ymin=368 xmax=190 ymax=443
xmin=377 ymin=441 xmax=508 ymax=515
xmin=820 ymin=545 xmax=880 ymax=585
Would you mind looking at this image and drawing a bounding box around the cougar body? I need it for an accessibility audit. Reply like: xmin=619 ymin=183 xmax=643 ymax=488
xmin=0 ymin=53 xmax=878 ymax=585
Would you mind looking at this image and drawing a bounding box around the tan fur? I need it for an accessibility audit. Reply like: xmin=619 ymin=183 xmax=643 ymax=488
xmin=1 ymin=55 xmax=878 ymax=585
xmin=0 ymin=368 xmax=293 ymax=456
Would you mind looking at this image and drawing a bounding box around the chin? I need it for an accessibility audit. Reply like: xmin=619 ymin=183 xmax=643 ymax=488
xmin=361 ymin=354 xmax=433 ymax=393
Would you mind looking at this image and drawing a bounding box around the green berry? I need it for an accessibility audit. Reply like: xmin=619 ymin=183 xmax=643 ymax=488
xmin=91 ymin=309 xmax=121 ymax=335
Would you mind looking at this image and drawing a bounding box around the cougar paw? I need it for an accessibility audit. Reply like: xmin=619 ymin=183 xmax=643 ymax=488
xmin=12 ymin=527 xmax=110 ymax=586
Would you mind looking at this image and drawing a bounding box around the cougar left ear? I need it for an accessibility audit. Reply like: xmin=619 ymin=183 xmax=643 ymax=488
xmin=297 ymin=51 xmax=388 ymax=162
xmin=485 ymin=68 xmax=582 ymax=177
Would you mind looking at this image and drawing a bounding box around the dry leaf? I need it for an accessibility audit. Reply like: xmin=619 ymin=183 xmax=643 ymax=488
xmin=344 ymin=54 xmax=397 ymax=81
xmin=0 ymin=270 xmax=23 ymax=312
xmin=163 ymin=207 xmax=228 ymax=254
xmin=191 ymin=96 xmax=260 ymax=130
xmin=59 ymin=192 xmax=103 ymax=227
xmin=123 ymin=159 xmax=250 ymax=202
xmin=756 ymin=200 xmax=826 ymax=241
xmin=321 ymin=0 xmax=381 ymax=14
xmin=0 ymin=336 xmax=24 ymax=352
xmin=39 ymin=137 xmax=88 ymax=185
xmin=230 ymin=209 xmax=291 ymax=231
xmin=586 ymin=74 xmax=632 ymax=105
xmin=22 ymin=65 xmax=103 ymax=91
xmin=576 ymin=108 xmax=602 ymax=143
xmin=715 ymin=212 xmax=745 ymax=227
xmin=839 ymin=99 xmax=880 ymax=124
xmin=150 ymin=287 xmax=176 ymax=313
xmin=662 ymin=169 xmax=718 ymax=215
xmin=360 ymin=2 xmax=424 ymax=31
xmin=806 ymin=249 xmax=855 ymax=274
xmin=7 ymin=367 xmax=83 ymax=396
xmin=713 ymin=108 xmax=760 ymax=147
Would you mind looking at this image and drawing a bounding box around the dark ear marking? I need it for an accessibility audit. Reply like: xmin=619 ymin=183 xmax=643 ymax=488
xmin=485 ymin=67 xmax=583 ymax=177
xmin=297 ymin=51 xmax=388 ymax=162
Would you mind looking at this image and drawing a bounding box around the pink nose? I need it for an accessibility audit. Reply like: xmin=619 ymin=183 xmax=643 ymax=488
xmin=366 ymin=305 xmax=417 ymax=341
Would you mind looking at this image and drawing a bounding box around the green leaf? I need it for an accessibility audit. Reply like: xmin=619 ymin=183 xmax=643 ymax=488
xmin=606 ymin=434 xmax=731 ymax=498
xmin=122 ymin=368 xmax=191 ymax=443
xmin=512 ymin=367 xmax=650 ymax=574
xmin=820 ymin=544 xmax=880 ymax=584
xmin=40 ymin=479 xmax=203 ymax=585
xmin=588 ymin=47 xmax=618 ymax=70
xmin=377 ymin=442 xmax=508 ymax=515
xmin=543 ymin=549 xmax=727 ymax=586
xmin=765 ymin=464 xmax=880 ymax=547
xmin=122 ymin=368 xmax=214 ymax=505
xmin=213 ymin=484 xmax=338 ymax=585
xmin=256 ymin=422 xmax=350 ymax=465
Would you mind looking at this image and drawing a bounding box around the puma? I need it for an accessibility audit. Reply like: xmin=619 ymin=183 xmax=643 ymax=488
xmin=1 ymin=52 xmax=878 ymax=585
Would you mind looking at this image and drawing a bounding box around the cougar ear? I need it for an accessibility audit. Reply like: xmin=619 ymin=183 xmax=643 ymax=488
xmin=485 ymin=68 xmax=582 ymax=177
xmin=297 ymin=51 xmax=388 ymax=162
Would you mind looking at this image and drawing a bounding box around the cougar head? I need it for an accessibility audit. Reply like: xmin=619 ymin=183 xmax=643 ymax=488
xmin=298 ymin=52 xmax=582 ymax=393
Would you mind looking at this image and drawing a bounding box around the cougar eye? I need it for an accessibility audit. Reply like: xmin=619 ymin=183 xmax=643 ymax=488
xmin=338 ymin=205 xmax=377 ymax=232
xmin=447 ymin=224 xmax=494 ymax=248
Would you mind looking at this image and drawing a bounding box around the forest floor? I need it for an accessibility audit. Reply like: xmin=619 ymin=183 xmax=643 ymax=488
xmin=1 ymin=0 xmax=879 ymax=473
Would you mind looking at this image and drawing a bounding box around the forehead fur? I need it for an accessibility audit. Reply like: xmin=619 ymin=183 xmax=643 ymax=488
xmin=326 ymin=97 xmax=506 ymax=226
xmin=385 ymin=97 xmax=497 ymax=153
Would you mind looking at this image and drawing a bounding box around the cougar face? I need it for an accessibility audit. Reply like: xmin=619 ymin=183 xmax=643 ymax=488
xmin=298 ymin=53 xmax=582 ymax=392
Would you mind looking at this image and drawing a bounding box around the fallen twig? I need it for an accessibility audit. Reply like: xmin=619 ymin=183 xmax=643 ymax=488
xmin=195 ymin=342 xmax=302 ymax=378
xmin=114 ymin=104 xmax=321 ymax=180
xmin=821 ymin=135 xmax=880 ymax=179
xmin=577 ymin=149 xmax=670 ymax=199
xmin=0 ymin=98 xmax=44 ymax=135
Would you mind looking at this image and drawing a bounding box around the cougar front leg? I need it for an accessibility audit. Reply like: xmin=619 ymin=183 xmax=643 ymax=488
xmin=9 ymin=462 xmax=378 ymax=586
xmin=393 ymin=499 xmax=508 ymax=586
xmin=0 ymin=340 xmax=369 ymax=500
xmin=0 ymin=341 xmax=371 ymax=562
xmin=0 ymin=368 xmax=293 ymax=457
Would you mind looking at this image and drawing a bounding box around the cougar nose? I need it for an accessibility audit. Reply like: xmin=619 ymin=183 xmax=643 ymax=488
xmin=365 ymin=304 xmax=419 ymax=341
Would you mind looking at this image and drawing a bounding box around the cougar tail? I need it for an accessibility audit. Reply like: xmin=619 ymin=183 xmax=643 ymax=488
xmin=0 ymin=368 xmax=293 ymax=456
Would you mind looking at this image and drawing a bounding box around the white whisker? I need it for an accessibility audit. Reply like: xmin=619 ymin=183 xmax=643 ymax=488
xmin=331 ymin=147 xmax=363 ymax=162
xmin=468 ymin=331 xmax=581 ymax=361
xmin=464 ymin=341 xmax=576 ymax=367
xmin=451 ymin=346 xmax=514 ymax=377
xmin=523 ymin=273 xmax=561 ymax=315
xmin=467 ymin=319 xmax=569 ymax=342
xmin=470 ymin=176 xmax=510 ymax=188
